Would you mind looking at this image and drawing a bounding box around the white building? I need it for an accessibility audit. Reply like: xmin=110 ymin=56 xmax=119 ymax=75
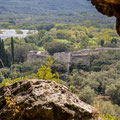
xmin=0 ymin=29 xmax=38 ymax=40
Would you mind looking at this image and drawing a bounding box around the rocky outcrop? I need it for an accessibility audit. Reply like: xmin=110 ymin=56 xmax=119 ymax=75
xmin=0 ymin=79 xmax=100 ymax=120
xmin=91 ymin=0 xmax=120 ymax=35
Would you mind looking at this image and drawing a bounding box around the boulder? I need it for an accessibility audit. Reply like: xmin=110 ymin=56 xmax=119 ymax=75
xmin=0 ymin=79 xmax=100 ymax=120
xmin=91 ymin=0 xmax=120 ymax=35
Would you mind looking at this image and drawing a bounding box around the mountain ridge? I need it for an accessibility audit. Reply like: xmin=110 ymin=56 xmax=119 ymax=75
xmin=0 ymin=0 xmax=94 ymax=14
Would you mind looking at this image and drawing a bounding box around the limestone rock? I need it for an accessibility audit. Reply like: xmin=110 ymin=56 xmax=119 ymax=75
xmin=0 ymin=79 xmax=100 ymax=120
xmin=91 ymin=0 xmax=120 ymax=35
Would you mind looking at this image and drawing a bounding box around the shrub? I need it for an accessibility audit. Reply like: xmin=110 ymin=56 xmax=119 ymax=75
xmin=79 ymin=86 xmax=96 ymax=104
xmin=51 ymin=61 xmax=67 ymax=74
xmin=33 ymin=57 xmax=60 ymax=83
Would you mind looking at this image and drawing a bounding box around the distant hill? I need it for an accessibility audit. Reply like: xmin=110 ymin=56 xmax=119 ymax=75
xmin=0 ymin=0 xmax=115 ymax=25
xmin=0 ymin=0 xmax=93 ymax=14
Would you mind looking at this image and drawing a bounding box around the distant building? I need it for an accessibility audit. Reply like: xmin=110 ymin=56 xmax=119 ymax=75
xmin=27 ymin=48 xmax=120 ymax=71
xmin=27 ymin=51 xmax=49 ymax=62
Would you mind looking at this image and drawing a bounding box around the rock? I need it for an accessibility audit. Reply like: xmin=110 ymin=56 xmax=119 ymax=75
xmin=0 ymin=79 xmax=100 ymax=120
xmin=91 ymin=0 xmax=120 ymax=35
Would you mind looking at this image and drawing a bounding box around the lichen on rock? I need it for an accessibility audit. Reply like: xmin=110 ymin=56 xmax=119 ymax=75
xmin=0 ymin=79 xmax=100 ymax=120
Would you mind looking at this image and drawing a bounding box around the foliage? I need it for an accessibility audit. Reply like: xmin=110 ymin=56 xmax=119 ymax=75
xmin=0 ymin=22 xmax=120 ymax=119
xmin=5 ymin=37 xmax=25 ymax=46
xmin=33 ymin=57 xmax=60 ymax=83
xmin=0 ymin=0 xmax=115 ymax=26
xmin=38 ymin=35 xmax=54 ymax=47
xmin=105 ymin=81 xmax=120 ymax=105
xmin=44 ymin=41 xmax=70 ymax=55
xmin=0 ymin=72 xmax=5 ymax=83
xmin=16 ymin=30 xmax=23 ymax=34
xmin=36 ymin=24 xmax=54 ymax=31
xmin=101 ymin=114 xmax=116 ymax=120
xmin=98 ymin=100 xmax=120 ymax=119
xmin=11 ymin=37 xmax=14 ymax=64
xmin=5 ymin=97 xmax=21 ymax=118
xmin=51 ymin=60 xmax=67 ymax=74
xmin=56 ymin=30 xmax=72 ymax=40
xmin=0 ymin=77 xmax=23 ymax=88
xmin=79 ymin=86 xmax=96 ymax=104
xmin=69 ymin=59 xmax=90 ymax=72
xmin=0 ymin=38 xmax=10 ymax=68
xmin=9 ymin=43 xmax=38 ymax=63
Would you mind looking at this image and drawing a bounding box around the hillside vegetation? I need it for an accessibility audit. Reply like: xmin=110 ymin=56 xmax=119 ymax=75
xmin=0 ymin=0 xmax=120 ymax=119
xmin=0 ymin=22 xmax=120 ymax=119
xmin=0 ymin=0 xmax=93 ymax=13
xmin=0 ymin=0 xmax=115 ymax=25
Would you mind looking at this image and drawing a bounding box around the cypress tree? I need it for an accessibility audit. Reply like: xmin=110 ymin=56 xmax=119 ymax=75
xmin=1 ymin=40 xmax=5 ymax=67
xmin=0 ymin=39 xmax=10 ymax=68
xmin=0 ymin=38 xmax=2 ymax=59
xmin=0 ymin=38 xmax=2 ymax=68
xmin=0 ymin=40 xmax=5 ymax=68
xmin=11 ymin=37 xmax=14 ymax=64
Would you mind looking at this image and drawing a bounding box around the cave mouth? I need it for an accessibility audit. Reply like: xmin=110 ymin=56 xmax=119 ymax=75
xmin=91 ymin=0 xmax=120 ymax=36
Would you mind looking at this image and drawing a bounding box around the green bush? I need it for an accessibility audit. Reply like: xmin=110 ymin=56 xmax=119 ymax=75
xmin=79 ymin=86 xmax=96 ymax=104
xmin=44 ymin=41 xmax=70 ymax=55
xmin=51 ymin=61 xmax=67 ymax=74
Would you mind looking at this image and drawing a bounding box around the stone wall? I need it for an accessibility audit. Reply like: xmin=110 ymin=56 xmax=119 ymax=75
xmin=27 ymin=51 xmax=49 ymax=61
xmin=53 ymin=52 xmax=71 ymax=63
xmin=28 ymin=48 xmax=120 ymax=64
xmin=53 ymin=48 xmax=120 ymax=64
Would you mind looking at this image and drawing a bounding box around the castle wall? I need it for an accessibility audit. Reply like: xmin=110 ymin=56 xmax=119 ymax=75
xmin=28 ymin=48 xmax=120 ymax=64
xmin=53 ymin=52 xmax=71 ymax=63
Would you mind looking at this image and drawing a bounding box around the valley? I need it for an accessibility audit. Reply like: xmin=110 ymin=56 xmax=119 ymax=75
xmin=0 ymin=0 xmax=120 ymax=120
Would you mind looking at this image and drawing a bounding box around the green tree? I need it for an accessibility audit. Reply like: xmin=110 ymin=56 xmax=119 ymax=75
xmin=0 ymin=39 xmax=9 ymax=68
xmin=111 ymin=38 xmax=117 ymax=44
xmin=38 ymin=35 xmax=54 ymax=47
xmin=13 ymin=43 xmax=37 ymax=63
xmin=0 ymin=72 xmax=5 ymax=83
xmin=33 ymin=57 xmax=60 ymax=83
xmin=80 ymin=36 xmax=89 ymax=49
xmin=44 ymin=41 xmax=70 ymax=55
xmin=105 ymin=82 xmax=120 ymax=105
xmin=79 ymin=86 xmax=96 ymax=104
xmin=11 ymin=37 xmax=14 ymax=64
xmin=51 ymin=61 xmax=67 ymax=74
xmin=100 ymin=40 xmax=104 ymax=47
